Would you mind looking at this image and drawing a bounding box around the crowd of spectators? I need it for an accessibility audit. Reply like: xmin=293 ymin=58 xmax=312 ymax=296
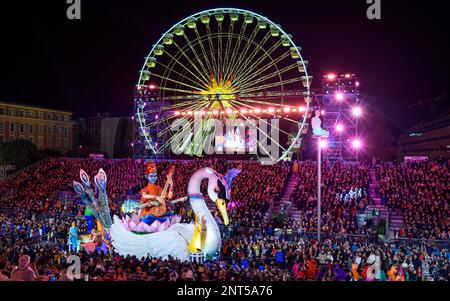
xmin=0 ymin=158 xmax=144 ymax=215
xmin=0 ymin=157 xmax=449 ymax=281
xmin=377 ymin=160 xmax=449 ymax=240
xmin=286 ymin=161 xmax=372 ymax=235
xmin=0 ymin=158 xmax=289 ymax=228
xmin=1 ymin=158 xmax=448 ymax=239
xmin=0 ymin=210 xmax=448 ymax=281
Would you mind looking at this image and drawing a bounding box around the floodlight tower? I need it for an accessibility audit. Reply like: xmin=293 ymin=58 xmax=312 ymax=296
xmin=316 ymin=73 xmax=361 ymax=161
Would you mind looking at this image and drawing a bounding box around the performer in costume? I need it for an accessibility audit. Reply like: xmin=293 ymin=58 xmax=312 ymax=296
xmin=83 ymin=229 xmax=99 ymax=253
xmin=68 ymin=221 xmax=79 ymax=252
xmin=138 ymin=161 xmax=176 ymax=225
xmin=311 ymin=110 xmax=329 ymax=137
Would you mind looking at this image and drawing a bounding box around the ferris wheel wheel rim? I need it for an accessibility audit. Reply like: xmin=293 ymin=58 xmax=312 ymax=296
xmin=137 ymin=8 xmax=311 ymax=162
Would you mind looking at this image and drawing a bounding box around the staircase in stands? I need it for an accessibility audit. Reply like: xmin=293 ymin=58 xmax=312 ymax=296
xmin=358 ymin=168 xmax=403 ymax=238
xmin=264 ymin=173 xmax=301 ymax=222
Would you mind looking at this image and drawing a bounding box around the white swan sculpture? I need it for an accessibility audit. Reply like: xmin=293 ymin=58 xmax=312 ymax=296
xmin=110 ymin=167 xmax=240 ymax=261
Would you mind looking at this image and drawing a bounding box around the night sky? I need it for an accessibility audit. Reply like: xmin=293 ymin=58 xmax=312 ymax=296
xmin=0 ymin=0 xmax=448 ymax=136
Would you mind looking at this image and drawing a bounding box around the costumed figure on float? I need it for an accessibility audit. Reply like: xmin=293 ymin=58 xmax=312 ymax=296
xmin=109 ymin=167 xmax=240 ymax=261
xmin=118 ymin=161 xmax=187 ymax=233
xmin=68 ymin=221 xmax=79 ymax=252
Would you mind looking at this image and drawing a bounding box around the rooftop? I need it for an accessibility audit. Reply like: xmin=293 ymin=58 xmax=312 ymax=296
xmin=0 ymin=100 xmax=73 ymax=114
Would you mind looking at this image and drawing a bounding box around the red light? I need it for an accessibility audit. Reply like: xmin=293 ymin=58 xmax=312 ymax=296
xmin=149 ymin=84 xmax=156 ymax=90
xmin=299 ymin=106 xmax=306 ymax=112
xmin=241 ymin=109 xmax=248 ymax=114
xmin=336 ymin=93 xmax=344 ymax=101
xmin=174 ymin=111 xmax=180 ymax=116
xmin=226 ymin=109 xmax=232 ymax=114
xmin=268 ymin=108 xmax=275 ymax=113
xmin=284 ymin=107 xmax=291 ymax=112
xmin=344 ymin=74 xmax=351 ymax=78
xmin=327 ymin=74 xmax=336 ymax=80
xmin=254 ymin=108 xmax=261 ymax=114
xmin=213 ymin=110 xmax=219 ymax=115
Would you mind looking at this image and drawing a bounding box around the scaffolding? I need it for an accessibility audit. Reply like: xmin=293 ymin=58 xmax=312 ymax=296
xmin=132 ymin=84 xmax=167 ymax=160
xmin=315 ymin=74 xmax=361 ymax=161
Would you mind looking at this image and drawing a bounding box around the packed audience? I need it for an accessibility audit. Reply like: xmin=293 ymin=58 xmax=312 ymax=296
xmin=0 ymin=158 xmax=289 ymax=227
xmin=0 ymin=158 xmax=144 ymax=215
xmin=0 ymin=157 xmax=449 ymax=281
xmin=377 ymin=160 xmax=449 ymax=240
xmin=0 ymin=211 xmax=448 ymax=281
xmin=287 ymin=161 xmax=372 ymax=235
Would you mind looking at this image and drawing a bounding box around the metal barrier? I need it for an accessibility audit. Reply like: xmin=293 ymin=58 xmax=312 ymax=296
xmin=389 ymin=237 xmax=450 ymax=250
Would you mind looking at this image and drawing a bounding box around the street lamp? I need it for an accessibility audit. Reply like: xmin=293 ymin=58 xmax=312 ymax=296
xmin=352 ymin=107 xmax=362 ymax=117
xmin=317 ymin=137 xmax=327 ymax=242
xmin=352 ymin=139 xmax=361 ymax=149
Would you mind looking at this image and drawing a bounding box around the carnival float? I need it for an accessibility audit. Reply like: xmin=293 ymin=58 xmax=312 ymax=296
xmin=72 ymin=161 xmax=240 ymax=262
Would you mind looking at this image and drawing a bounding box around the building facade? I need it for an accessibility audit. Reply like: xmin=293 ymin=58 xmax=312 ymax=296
xmin=100 ymin=117 xmax=122 ymax=159
xmin=75 ymin=113 xmax=132 ymax=158
xmin=87 ymin=113 xmax=111 ymax=150
xmin=0 ymin=101 xmax=75 ymax=153
xmin=398 ymin=124 xmax=450 ymax=159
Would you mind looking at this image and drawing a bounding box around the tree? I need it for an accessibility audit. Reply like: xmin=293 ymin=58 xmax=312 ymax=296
xmin=39 ymin=148 xmax=62 ymax=158
xmin=0 ymin=139 xmax=41 ymax=170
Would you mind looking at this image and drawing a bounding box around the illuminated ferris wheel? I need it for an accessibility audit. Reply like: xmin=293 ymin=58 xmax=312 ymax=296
xmin=134 ymin=8 xmax=312 ymax=162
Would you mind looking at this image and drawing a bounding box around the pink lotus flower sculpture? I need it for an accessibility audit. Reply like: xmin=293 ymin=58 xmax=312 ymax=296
xmin=120 ymin=214 xmax=181 ymax=233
